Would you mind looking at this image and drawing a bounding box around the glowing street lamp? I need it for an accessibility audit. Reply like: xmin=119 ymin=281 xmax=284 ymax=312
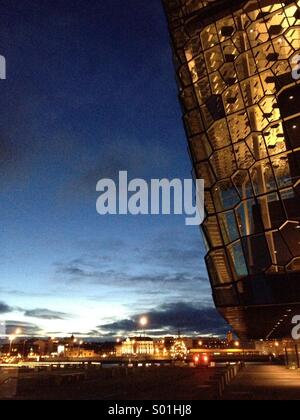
xmin=139 ymin=316 xmax=148 ymax=337
xmin=9 ymin=328 xmax=22 ymax=355
xmin=9 ymin=335 xmax=17 ymax=355
xmin=140 ymin=317 xmax=148 ymax=328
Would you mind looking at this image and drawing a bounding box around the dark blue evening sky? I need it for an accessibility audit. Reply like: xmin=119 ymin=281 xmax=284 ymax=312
xmin=0 ymin=0 xmax=227 ymax=338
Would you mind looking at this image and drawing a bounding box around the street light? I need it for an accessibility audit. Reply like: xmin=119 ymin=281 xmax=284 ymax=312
xmin=9 ymin=328 xmax=22 ymax=356
xmin=139 ymin=316 xmax=148 ymax=337
xmin=9 ymin=335 xmax=16 ymax=355
xmin=140 ymin=317 xmax=148 ymax=328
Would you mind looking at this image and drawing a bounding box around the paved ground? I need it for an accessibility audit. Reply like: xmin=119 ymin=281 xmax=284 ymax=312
xmin=223 ymin=364 xmax=300 ymax=400
xmin=4 ymin=364 xmax=300 ymax=400
xmin=5 ymin=367 xmax=221 ymax=400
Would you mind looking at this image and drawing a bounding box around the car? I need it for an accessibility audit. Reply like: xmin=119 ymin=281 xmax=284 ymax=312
xmin=193 ymin=354 xmax=210 ymax=367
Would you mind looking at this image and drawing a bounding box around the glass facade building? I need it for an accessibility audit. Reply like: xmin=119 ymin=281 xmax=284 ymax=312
xmin=164 ymin=0 xmax=300 ymax=339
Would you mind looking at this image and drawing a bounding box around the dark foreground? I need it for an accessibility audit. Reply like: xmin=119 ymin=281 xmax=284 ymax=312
xmin=2 ymin=364 xmax=300 ymax=400
xmin=0 ymin=365 xmax=237 ymax=400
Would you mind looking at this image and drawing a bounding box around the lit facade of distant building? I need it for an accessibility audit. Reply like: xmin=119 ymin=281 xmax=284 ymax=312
xmin=164 ymin=0 xmax=300 ymax=339
xmin=121 ymin=337 xmax=154 ymax=356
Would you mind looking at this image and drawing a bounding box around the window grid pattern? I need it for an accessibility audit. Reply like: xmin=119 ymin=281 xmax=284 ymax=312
xmin=164 ymin=0 xmax=300 ymax=309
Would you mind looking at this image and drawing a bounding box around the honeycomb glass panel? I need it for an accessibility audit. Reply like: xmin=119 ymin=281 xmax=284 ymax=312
xmin=203 ymin=216 xmax=223 ymax=248
xmin=233 ymin=170 xmax=254 ymax=199
xmin=266 ymin=230 xmax=293 ymax=266
xmin=206 ymin=249 xmax=232 ymax=285
xmin=280 ymin=188 xmax=300 ymax=221
xmin=204 ymin=45 xmax=223 ymax=73
xmin=242 ymin=233 xmax=272 ymax=275
xmin=235 ymin=198 xmax=258 ymax=237
xmin=223 ymin=84 xmax=244 ymax=115
xmin=287 ymin=258 xmax=300 ymax=272
xmin=181 ymin=86 xmax=197 ymax=111
xmin=207 ymin=120 xmax=230 ymax=149
xmin=216 ymin=17 xmax=236 ymax=43
xmin=213 ymin=180 xmax=241 ymax=212
xmin=286 ymin=26 xmax=300 ymax=50
xmin=227 ymin=112 xmax=250 ymax=143
xmin=205 ymin=190 xmax=215 ymax=214
xmin=271 ymin=153 xmax=295 ymax=189
xmin=241 ymin=76 xmax=264 ymax=107
xmin=257 ymin=193 xmax=286 ymax=229
xmin=246 ymin=134 xmax=268 ymax=160
xmin=201 ymin=23 xmax=219 ymax=50
xmin=218 ymin=211 xmax=239 ymax=245
xmin=194 ymin=77 xmax=211 ymax=105
xmin=250 ymin=159 xmax=277 ymax=195
xmin=189 ymin=134 xmax=212 ymax=162
xmin=196 ymin=161 xmax=215 ymax=187
xmin=234 ymin=140 xmax=255 ymax=169
xmin=188 ymin=54 xmax=207 ymax=83
xmin=227 ymin=241 xmax=249 ymax=279
xmin=280 ymin=222 xmax=300 ymax=259
xmin=214 ymin=285 xmax=239 ymax=306
xmin=210 ymin=147 xmax=237 ymax=180
xmin=264 ymin=122 xmax=286 ymax=156
xmin=184 ymin=109 xmax=204 ymax=135
xmin=209 ymin=71 xmax=226 ymax=95
xmin=235 ymin=51 xmax=257 ymax=80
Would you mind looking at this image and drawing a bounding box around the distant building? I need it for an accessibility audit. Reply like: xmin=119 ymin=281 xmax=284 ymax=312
xmin=196 ymin=337 xmax=229 ymax=349
xmin=121 ymin=337 xmax=154 ymax=356
xmin=64 ymin=348 xmax=96 ymax=358
xmin=226 ymin=331 xmax=234 ymax=346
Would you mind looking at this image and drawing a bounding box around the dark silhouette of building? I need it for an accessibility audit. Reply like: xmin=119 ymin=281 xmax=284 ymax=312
xmin=164 ymin=0 xmax=300 ymax=339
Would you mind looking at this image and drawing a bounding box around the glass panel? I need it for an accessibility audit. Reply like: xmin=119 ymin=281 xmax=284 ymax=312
xmin=196 ymin=162 xmax=216 ymax=188
xmin=227 ymin=241 xmax=249 ymax=279
xmin=235 ymin=199 xmax=258 ymax=236
xmin=257 ymin=193 xmax=286 ymax=229
xmin=242 ymin=234 xmax=272 ymax=275
xmin=203 ymin=216 xmax=223 ymax=248
xmin=213 ymin=180 xmax=241 ymax=211
xmin=280 ymin=222 xmax=300 ymax=258
xmin=232 ymin=170 xmax=254 ymax=199
xmin=214 ymin=285 xmax=238 ymax=306
xmin=250 ymin=159 xmax=277 ymax=195
xmin=210 ymin=147 xmax=237 ymax=180
xmin=206 ymin=249 xmax=232 ymax=285
xmin=266 ymin=230 xmax=293 ymax=266
xmin=207 ymin=119 xmax=231 ymax=149
xmin=189 ymin=134 xmax=212 ymax=162
xmin=218 ymin=211 xmax=239 ymax=245
xmin=271 ymin=152 xmax=295 ymax=189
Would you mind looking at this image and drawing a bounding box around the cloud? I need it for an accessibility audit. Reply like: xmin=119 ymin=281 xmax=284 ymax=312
xmin=23 ymin=308 xmax=71 ymax=320
xmin=55 ymin=261 xmax=208 ymax=289
xmin=3 ymin=321 xmax=44 ymax=337
xmin=98 ymin=302 xmax=228 ymax=337
xmin=57 ymin=265 xmax=94 ymax=278
xmin=0 ymin=302 xmax=13 ymax=314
